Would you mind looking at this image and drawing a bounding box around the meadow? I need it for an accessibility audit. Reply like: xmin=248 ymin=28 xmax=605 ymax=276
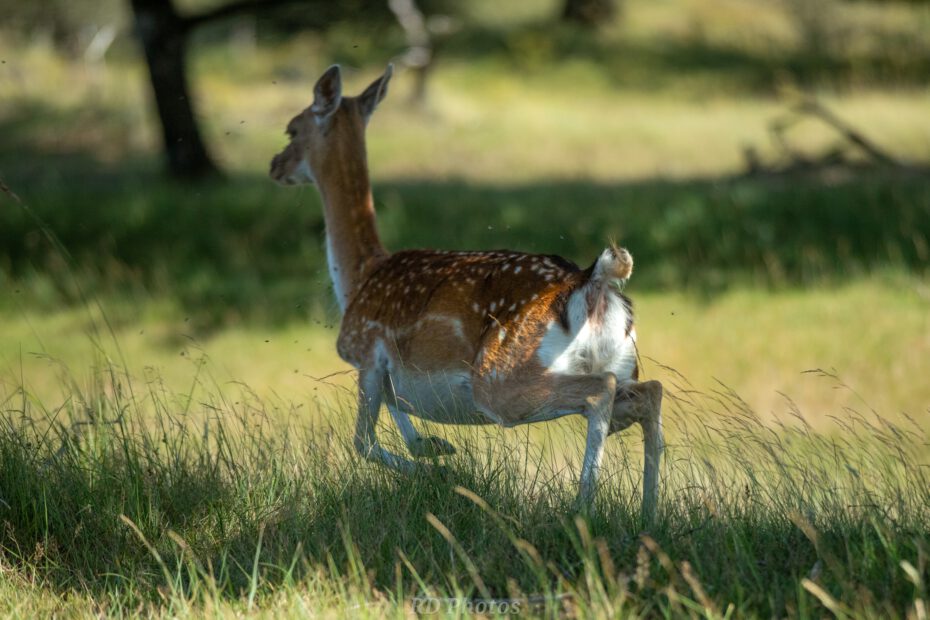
xmin=2 ymin=0 xmax=930 ymax=616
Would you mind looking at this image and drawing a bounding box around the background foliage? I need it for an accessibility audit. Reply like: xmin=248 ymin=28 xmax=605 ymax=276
xmin=1 ymin=0 xmax=929 ymax=616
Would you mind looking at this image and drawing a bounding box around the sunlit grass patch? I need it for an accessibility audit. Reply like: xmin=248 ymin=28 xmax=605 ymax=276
xmin=4 ymin=275 xmax=929 ymax=430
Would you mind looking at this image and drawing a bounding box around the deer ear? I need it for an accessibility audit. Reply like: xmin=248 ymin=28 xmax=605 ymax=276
xmin=311 ymin=65 xmax=342 ymax=123
xmin=358 ymin=64 xmax=393 ymax=123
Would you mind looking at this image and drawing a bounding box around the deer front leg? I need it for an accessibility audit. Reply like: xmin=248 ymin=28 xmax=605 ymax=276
xmin=353 ymin=367 xmax=418 ymax=474
xmin=610 ymin=380 xmax=664 ymax=524
xmin=641 ymin=386 xmax=663 ymax=524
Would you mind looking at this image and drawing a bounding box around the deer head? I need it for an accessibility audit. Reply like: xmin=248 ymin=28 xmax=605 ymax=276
xmin=269 ymin=64 xmax=393 ymax=186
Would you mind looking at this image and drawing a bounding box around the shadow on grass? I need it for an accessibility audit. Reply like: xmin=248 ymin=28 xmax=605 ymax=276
xmin=2 ymin=102 xmax=929 ymax=331
xmin=0 ymin=369 xmax=927 ymax=615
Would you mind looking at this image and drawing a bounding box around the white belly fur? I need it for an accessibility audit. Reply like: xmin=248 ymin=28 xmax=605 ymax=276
xmin=387 ymin=367 xmax=487 ymax=424
xmin=370 ymin=288 xmax=637 ymax=426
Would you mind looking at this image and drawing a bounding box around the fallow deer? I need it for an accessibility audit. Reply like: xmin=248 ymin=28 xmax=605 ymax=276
xmin=269 ymin=64 xmax=664 ymax=517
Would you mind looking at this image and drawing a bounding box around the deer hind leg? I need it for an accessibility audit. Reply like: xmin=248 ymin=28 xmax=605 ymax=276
xmin=475 ymin=371 xmax=618 ymax=506
xmin=577 ymin=373 xmax=619 ymax=506
xmin=383 ymin=376 xmax=456 ymax=458
xmin=353 ymin=367 xmax=418 ymax=474
xmin=610 ymin=380 xmax=664 ymax=523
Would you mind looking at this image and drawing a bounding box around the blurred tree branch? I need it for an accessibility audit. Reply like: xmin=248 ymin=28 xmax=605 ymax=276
xmin=791 ymin=99 xmax=898 ymax=167
xmin=387 ymin=0 xmax=432 ymax=105
xmin=561 ymin=0 xmax=618 ymax=27
xmin=743 ymin=97 xmax=927 ymax=177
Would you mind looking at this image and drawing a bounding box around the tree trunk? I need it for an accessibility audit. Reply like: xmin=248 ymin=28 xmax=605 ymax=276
xmin=561 ymin=0 xmax=617 ymax=27
xmin=129 ymin=0 xmax=219 ymax=180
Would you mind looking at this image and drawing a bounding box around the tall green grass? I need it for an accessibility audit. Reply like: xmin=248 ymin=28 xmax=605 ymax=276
xmin=1 ymin=358 xmax=927 ymax=617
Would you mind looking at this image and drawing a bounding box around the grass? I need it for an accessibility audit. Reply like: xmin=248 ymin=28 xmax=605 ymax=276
xmin=0 ymin=357 xmax=927 ymax=617
xmin=2 ymin=0 xmax=930 ymax=615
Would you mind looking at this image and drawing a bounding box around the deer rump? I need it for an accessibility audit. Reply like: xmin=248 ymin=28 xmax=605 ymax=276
xmin=336 ymin=246 xmax=638 ymax=426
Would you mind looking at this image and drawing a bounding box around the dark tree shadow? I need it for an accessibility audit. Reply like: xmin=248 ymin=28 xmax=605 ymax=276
xmin=2 ymin=100 xmax=929 ymax=332
xmin=432 ymin=21 xmax=930 ymax=93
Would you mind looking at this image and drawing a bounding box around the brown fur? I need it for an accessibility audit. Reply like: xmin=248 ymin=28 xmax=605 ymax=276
xmin=269 ymin=65 xmax=663 ymax=514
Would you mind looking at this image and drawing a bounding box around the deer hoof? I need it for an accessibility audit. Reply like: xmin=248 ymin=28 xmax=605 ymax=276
xmin=411 ymin=436 xmax=457 ymax=458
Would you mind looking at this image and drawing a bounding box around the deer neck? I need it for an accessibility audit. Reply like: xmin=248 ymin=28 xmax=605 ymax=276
xmin=316 ymin=137 xmax=386 ymax=312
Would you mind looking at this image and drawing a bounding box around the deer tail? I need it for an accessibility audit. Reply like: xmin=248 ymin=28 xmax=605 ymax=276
xmin=590 ymin=243 xmax=633 ymax=290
